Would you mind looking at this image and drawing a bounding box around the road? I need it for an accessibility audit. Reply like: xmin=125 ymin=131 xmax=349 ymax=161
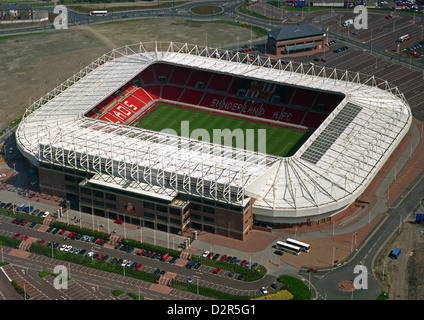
xmin=309 ymin=169 xmax=424 ymax=300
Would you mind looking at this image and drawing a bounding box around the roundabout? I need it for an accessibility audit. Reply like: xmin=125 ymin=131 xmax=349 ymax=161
xmin=190 ymin=5 xmax=223 ymax=15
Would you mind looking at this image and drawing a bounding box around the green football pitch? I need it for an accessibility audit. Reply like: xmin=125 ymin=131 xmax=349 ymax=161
xmin=134 ymin=104 xmax=311 ymax=157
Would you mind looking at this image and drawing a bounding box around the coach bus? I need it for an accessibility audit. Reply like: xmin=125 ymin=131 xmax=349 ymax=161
xmin=286 ymin=238 xmax=310 ymax=252
xmin=399 ymin=34 xmax=409 ymax=43
xmin=276 ymin=241 xmax=301 ymax=255
xmin=89 ymin=10 xmax=108 ymax=16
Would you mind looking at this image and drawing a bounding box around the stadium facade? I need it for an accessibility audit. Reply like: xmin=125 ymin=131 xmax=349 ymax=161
xmin=16 ymin=42 xmax=412 ymax=240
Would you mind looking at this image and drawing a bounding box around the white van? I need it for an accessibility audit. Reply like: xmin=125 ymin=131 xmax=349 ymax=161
xmin=342 ymin=19 xmax=354 ymax=27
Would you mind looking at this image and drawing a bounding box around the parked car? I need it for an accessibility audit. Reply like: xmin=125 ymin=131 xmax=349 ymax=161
xmin=202 ymin=251 xmax=209 ymax=258
xmin=187 ymin=276 xmax=195 ymax=283
xmin=237 ymin=274 xmax=246 ymax=281
xmin=213 ymin=268 xmax=221 ymax=274
xmin=260 ymin=287 xmax=268 ymax=294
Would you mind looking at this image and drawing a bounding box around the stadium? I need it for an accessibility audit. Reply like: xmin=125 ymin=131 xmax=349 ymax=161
xmin=15 ymin=41 xmax=412 ymax=240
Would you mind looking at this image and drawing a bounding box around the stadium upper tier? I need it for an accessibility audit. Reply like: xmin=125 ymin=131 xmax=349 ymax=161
xmin=16 ymin=42 xmax=412 ymax=223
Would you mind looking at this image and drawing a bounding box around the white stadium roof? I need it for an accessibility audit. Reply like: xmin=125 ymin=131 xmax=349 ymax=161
xmin=16 ymin=42 xmax=412 ymax=223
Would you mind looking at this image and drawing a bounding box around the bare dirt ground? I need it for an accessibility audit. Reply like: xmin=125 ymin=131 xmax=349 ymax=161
xmin=0 ymin=18 xmax=254 ymax=130
xmin=375 ymin=220 xmax=424 ymax=300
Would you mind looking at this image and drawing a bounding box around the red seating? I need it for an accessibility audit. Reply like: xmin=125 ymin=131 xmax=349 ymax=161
xmin=186 ymin=70 xmax=212 ymax=88
xmin=242 ymin=101 xmax=262 ymax=117
xmin=121 ymin=95 xmax=146 ymax=113
xmin=119 ymin=83 xmax=135 ymax=95
xmin=99 ymin=113 xmax=123 ymax=124
xmin=301 ymin=111 xmax=328 ymax=128
xmin=107 ymin=104 xmax=136 ymax=123
xmin=313 ymin=92 xmax=343 ymax=112
xmin=96 ymin=94 xmax=119 ymax=112
xmin=154 ymin=63 xmax=173 ymax=81
xmin=199 ymin=93 xmax=228 ymax=109
xmin=139 ymin=65 xmax=155 ymax=84
xmin=169 ymin=66 xmax=192 ymax=85
xmin=131 ymin=88 xmax=153 ymax=104
xmin=291 ymin=88 xmax=317 ymax=108
xmin=207 ymin=73 xmax=233 ymax=92
xmin=161 ymin=85 xmax=184 ymax=101
xmin=273 ymin=85 xmax=296 ymax=104
xmin=218 ymin=97 xmax=245 ymax=114
xmin=143 ymin=85 xmax=161 ymax=99
xmin=279 ymin=107 xmax=306 ymax=126
xmin=258 ymin=103 xmax=284 ymax=121
xmin=179 ymin=88 xmax=204 ymax=105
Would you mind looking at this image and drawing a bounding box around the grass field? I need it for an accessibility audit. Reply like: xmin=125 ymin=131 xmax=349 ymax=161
xmin=135 ymin=104 xmax=311 ymax=157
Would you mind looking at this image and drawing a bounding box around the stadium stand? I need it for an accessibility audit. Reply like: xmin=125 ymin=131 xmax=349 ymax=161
xmin=87 ymin=62 xmax=344 ymax=131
